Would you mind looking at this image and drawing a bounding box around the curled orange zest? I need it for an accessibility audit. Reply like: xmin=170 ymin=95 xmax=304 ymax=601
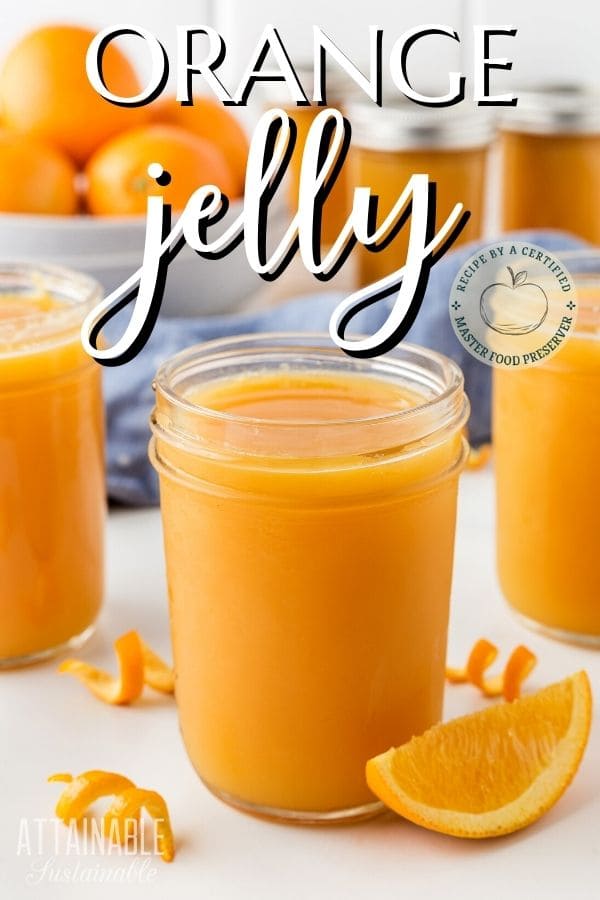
xmin=48 ymin=770 xmax=174 ymax=863
xmin=59 ymin=631 xmax=145 ymax=704
xmin=58 ymin=631 xmax=174 ymax=703
xmin=446 ymin=638 xmax=498 ymax=686
xmin=48 ymin=770 xmax=136 ymax=823
xmin=492 ymin=645 xmax=538 ymax=702
xmin=140 ymin=639 xmax=175 ymax=694
xmin=104 ymin=787 xmax=175 ymax=863
xmin=447 ymin=639 xmax=537 ymax=701
xmin=466 ymin=443 xmax=492 ymax=471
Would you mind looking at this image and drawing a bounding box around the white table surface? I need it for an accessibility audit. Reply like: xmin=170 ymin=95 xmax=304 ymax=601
xmin=1 ymin=467 xmax=599 ymax=900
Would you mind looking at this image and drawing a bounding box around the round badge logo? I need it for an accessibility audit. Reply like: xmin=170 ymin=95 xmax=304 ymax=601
xmin=449 ymin=242 xmax=577 ymax=368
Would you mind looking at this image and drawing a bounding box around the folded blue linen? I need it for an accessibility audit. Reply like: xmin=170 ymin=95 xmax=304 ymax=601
xmin=104 ymin=230 xmax=584 ymax=505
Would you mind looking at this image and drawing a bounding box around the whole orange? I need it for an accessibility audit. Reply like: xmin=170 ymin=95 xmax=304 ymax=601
xmin=0 ymin=131 xmax=77 ymax=214
xmin=0 ymin=25 xmax=146 ymax=165
xmin=151 ymin=96 xmax=248 ymax=197
xmin=85 ymin=124 xmax=236 ymax=215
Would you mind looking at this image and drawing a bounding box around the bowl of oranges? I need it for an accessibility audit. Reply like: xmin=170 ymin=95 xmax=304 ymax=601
xmin=0 ymin=24 xmax=271 ymax=315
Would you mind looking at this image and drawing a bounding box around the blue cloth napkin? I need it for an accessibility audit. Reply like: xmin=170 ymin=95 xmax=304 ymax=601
xmin=104 ymin=230 xmax=584 ymax=505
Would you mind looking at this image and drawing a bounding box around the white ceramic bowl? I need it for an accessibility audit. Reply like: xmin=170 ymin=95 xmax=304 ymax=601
xmin=0 ymin=198 xmax=287 ymax=317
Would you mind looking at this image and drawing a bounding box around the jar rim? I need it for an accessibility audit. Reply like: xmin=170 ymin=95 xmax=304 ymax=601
xmin=559 ymin=250 xmax=600 ymax=331
xmin=501 ymin=84 xmax=600 ymax=135
xmin=152 ymin=334 xmax=468 ymax=461
xmin=345 ymin=98 xmax=494 ymax=151
xmin=0 ymin=261 xmax=103 ymax=356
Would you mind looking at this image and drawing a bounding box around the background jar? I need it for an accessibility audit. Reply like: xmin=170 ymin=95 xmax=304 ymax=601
xmin=493 ymin=251 xmax=600 ymax=644
xmin=0 ymin=263 xmax=105 ymax=666
xmin=150 ymin=334 xmax=468 ymax=823
xmin=265 ymin=67 xmax=353 ymax=246
xmin=347 ymin=99 xmax=493 ymax=288
xmin=500 ymin=87 xmax=600 ymax=242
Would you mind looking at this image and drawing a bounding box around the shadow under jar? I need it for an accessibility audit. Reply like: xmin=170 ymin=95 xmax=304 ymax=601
xmin=149 ymin=334 xmax=469 ymax=823
xmin=0 ymin=263 xmax=105 ymax=666
xmin=347 ymin=99 xmax=493 ymax=288
xmin=493 ymin=251 xmax=600 ymax=644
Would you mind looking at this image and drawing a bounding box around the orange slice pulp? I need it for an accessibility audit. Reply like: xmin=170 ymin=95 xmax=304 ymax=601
xmin=366 ymin=671 xmax=592 ymax=838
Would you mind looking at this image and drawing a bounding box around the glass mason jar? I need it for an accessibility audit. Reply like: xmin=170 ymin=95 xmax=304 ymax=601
xmin=494 ymin=251 xmax=600 ymax=644
xmin=500 ymin=86 xmax=600 ymax=242
xmin=347 ymin=99 xmax=493 ymax=287
xmin=0 ymin=263 xmax=105 ymax=666
xmin=149 ymin=334 xmax=469 ymax=823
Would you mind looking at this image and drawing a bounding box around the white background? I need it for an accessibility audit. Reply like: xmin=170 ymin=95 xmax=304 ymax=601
xmin=0 ymin=0 xmax=599 ymax=96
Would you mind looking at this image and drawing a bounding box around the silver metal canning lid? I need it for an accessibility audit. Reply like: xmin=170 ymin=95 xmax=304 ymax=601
xmin=346 ymin=98 xmax=495 ymax=151
xmin=501 ymin=85 xmax=600 ymax=135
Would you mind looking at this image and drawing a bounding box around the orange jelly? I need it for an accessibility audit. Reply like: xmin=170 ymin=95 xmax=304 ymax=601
xmin=347 ymin=100 xmax=492 ymax=287
xmin=494 ymin=261 xmax=600 ymax=643
xmin=0 ymin=265 xmax=105 ymax=665
xmin=150 ymin=335 xmax=468 ymax=821
xmin=500 ymin=88 xmax=600 ymax=243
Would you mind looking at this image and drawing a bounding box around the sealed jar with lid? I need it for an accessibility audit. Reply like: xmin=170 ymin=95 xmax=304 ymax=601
xmin=500 ymin=86 xmax=600 ymax=242
xmin=493 ymin=251 xmax=600 ymax=644
xmin=0 ymin=263 xmax=105 ymax=665
xmin=150 ymin=335 xmax=468 ymax=822
xmin=347 ymin=99 xmax=493 ymax=287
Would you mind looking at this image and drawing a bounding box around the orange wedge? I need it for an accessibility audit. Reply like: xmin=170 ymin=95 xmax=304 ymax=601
xmin=366 ymin=671 xmax=592 ymax=838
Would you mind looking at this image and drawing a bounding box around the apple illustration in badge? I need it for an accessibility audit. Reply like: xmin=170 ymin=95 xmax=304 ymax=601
xmin=480 ymin=266 xmax=548 ymax=335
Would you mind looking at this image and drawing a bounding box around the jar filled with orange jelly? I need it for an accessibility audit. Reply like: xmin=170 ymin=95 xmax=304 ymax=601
xmin=494 ymin=252 xmax=600 ymax=644
xmin=150 ymin=335 xmax=469 ymax=822
xmin=500 ymin=87 xmax=600 ymax=242
xmin=0 ymin=264 xmax=105 ymax=666
xmin=347 ymin=99 xmax=493 ymax=287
